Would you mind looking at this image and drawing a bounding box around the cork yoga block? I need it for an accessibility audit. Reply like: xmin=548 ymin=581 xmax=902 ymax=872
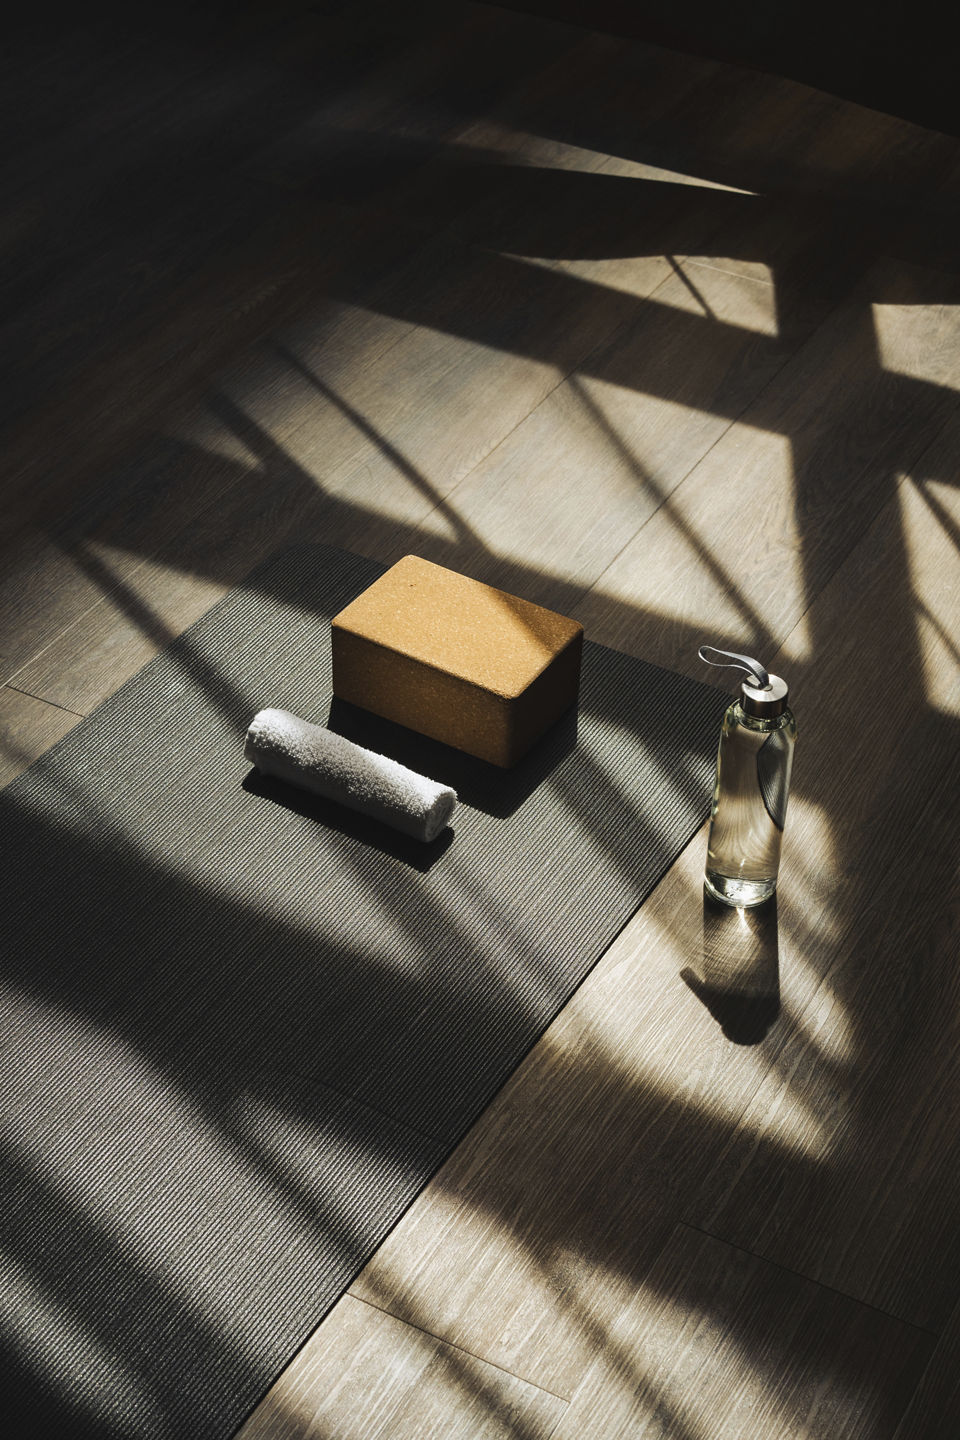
xmin=331 ymin=556 xmax=584 ymax=768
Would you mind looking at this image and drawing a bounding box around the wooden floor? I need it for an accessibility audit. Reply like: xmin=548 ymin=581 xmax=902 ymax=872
xmin=3 ymin=1 xmax=960 ymax=1435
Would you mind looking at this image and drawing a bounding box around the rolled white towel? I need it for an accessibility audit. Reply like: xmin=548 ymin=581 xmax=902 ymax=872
xmin=244 ymin=708 xmax=457 ymax=843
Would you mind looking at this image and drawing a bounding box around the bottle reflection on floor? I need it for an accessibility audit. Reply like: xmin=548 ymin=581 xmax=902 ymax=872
xmin=681 ymin=888 xmax=780 ymax=1045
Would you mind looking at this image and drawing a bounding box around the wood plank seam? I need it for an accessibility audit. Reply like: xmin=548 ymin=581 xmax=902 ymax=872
xmin=676 ymin=1221 xmax=940 ymax=1339
xmin=576 ymin=277 xmax=960 ymax=634
xmin=3 ymin=683 xmax=85 ymax=719
xmin=348 ymin=1291 xmax=573 ymax=1405
xmin=403 ymin=253 xmax=784 ymax=589
xmin=1 ymin=553 xmax=156 ymax=694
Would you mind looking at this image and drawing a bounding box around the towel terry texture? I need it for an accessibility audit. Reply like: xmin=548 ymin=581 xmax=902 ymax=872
xmin=245 ymin=708 xmax=457 ymax=842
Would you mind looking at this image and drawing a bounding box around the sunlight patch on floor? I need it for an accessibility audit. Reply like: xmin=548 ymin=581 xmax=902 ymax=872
xmin=654 ymin=260 xmax=779 ymax=334
xmin=425 ymin=119 xmax=617 ymax=173
xmin=781 ymin=795 xmax=838 ymax=908
xmin=774 ymin=610 xmax=814 ymax=667
xmin=544 ymin=888 xmax=834 ymax=1157
xmin=166 ymin=406 xmax=266 ymax=468
xmin=872 ymin=301 xmax=960 ymax=390
xmin=513 ymin=253 xmax=778 ymax=332
xmin=596 ymin=152 xmax=757 ymax=194
xmin=676 ymin=256 xmax=776 ymax=289
xmin=899 ymin=476 xmax=960 ymax=718
xmin=586 ymin=423 xmax=807 ymax=657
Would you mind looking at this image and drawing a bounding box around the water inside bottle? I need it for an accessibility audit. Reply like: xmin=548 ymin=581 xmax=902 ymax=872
xmin=704 ymin=706 xmax=795 ymax=908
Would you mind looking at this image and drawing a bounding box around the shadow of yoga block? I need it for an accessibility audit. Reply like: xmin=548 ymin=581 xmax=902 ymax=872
xmin=331 ymin=554 xmax=584 ymax=767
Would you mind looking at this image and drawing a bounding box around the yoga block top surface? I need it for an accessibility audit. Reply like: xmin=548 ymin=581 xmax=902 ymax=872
xmin=331 ymin=556 xmax=583 ymax=767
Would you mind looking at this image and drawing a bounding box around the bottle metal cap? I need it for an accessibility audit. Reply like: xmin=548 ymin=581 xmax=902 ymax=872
xmin=741 ymin=672 xmax=788 ymax=718
xmin=698 ymin=643 xmax=789 ymax=717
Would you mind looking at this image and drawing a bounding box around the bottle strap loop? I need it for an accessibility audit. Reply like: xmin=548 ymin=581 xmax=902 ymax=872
xmin=698 ymin=644 xmax=770 ymax=690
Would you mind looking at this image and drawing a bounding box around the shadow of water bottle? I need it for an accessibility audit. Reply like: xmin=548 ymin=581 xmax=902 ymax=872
xmin=681 ymin=889 xmax=781 ymax=1045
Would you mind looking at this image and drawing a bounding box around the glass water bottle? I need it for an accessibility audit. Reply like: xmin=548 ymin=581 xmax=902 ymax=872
xmin=699 ymin=645 xmax=797 ymax=908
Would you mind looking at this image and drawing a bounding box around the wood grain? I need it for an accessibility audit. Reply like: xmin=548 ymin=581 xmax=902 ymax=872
xmin=0 ymin=687 xmax=82 ymax=789
xmin=349 ymin=405 xmax=960 ymax=1404
xmin=684 ymin=417 xmax=960 ymax=1329
xmin=6 ymin=3 xmax=960 ymax=1436
xmin=894 ymin=1298 xmax=960 ymax=1439
xmin=0 ymin=1 xmax=562 ymax=527
xmin=575 ymin=258 xmax=960 ymax=679
xmin=397 ymin=263 xmax=786 ymax=607
xmin=5 ymin=204 xmax=774 ymax=704
xmin=348 ymin=837 xmax=780 ymax=1396
xmin=552 ymin=1224 xmax=932 ymax=1440
xmin=0 ymin=2 xmax=586 ymax=678
xmin=3 ymin=7 xmax=700 ymax=688
xmin=25 ymin=241 xmax=954 ymax=710
xmin=235 ymin=1293 xmax=566 ymax=1440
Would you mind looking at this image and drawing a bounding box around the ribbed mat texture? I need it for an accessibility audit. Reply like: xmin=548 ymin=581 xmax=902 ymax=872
xmin=1 ymin=544 xmax=728 ymax=1438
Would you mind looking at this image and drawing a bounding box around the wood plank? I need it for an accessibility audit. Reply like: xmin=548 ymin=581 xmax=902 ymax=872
xmin=235 ymin=1293 xmax=566 ymax=1440
xmin=2 ymin=7 xmax=637 ymax=683
xmin=0 ymin=687 xmax=81 ymax=790
xmin=618 ymin=53 xmax=954 ymax=208
xmin=206 ymin=31 xmax=725 ymax=475
xmin=575 ymin=257 xmax=960 ymax=680
xmin=551 ymin=1224 xmax=932 ymax=1440
xmin=6 ymin=452 xmax=328 ymax=715
xmin=391 ymin=263 xmax=785 ymax=608
xmin=0 ymin=529 xmax=124 ymax=685
xmin=5 ymin=197 xmax=771 ymax=703
xmin=346 ymin=834 xmax=784 ymax=1397
xmin=893 ymin=1299 xmax=960 ymax=1439
xmin=343 ymin=370 xmax=960 ymax=1395
xmin=0 ymin=202 xmax=429 ymax=685
xmin=11 ymin=4 xmax=948 ymax=689
xmin=0 ymin=2 xmax=555 ymax=527
xmin=194 ymin=21 xmax=704 ymax=457
xmin=0 ymin=188 xmax=456 ymax=686
xmin=193 ymin=35 xmax=747 ymax=568
xmin=5 ymin=6 xmax=960 ymax=1434
xmin=3 ymin=262 xmax=781 ymax=720
xmin=683 ymin=420 xmax=960 ymax=1329
xmin=671 ymin=92 xmax=958 ymax=298
xmin=24 ymin=191 xmax=920 ymax=709
xmin=0 ymin=386 xmax=339 ymax=684
xmin=0 ymin=3 xmax=589 ymax=673
xmin=214 ymin=8 xmax=960 ymax=562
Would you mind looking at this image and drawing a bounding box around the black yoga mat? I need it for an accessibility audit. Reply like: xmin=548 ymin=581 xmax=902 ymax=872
xmin=1 ymin=544 xmax=728 ymax=1438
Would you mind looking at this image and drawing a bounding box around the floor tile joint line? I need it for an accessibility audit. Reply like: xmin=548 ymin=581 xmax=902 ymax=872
xmin=345 ymin=1291 xmax=573 ymax=1404
xmin=678 ymin=1220 xmax=940 ymax=1337
xmin=4 ymin=684 xmax=86 ymax=719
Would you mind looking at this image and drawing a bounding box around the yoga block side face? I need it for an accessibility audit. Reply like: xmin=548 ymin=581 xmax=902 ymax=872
xmin=331 ymin=555 xmax=584 ymax=767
